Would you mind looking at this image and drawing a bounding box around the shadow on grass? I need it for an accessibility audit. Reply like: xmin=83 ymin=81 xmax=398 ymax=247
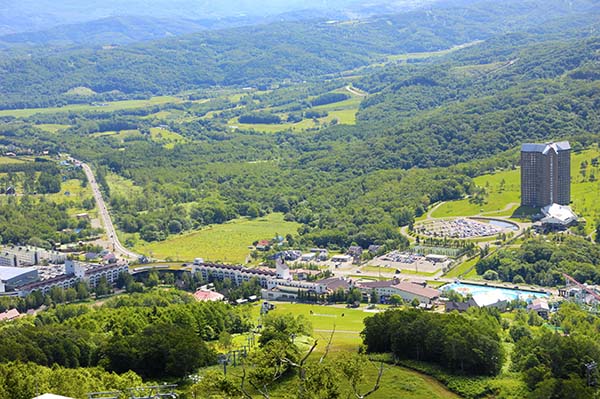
xmin=510 ymin=205 xmax=539 ymax=220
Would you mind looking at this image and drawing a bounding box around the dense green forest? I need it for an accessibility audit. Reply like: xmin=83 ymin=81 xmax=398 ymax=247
xmin=476 ymin=235 xmax=600 ymax=286
xmin=0 ymin=290 xmax=250 ymax=379
xmin=362 ymin=308 xmax=505 ymax=376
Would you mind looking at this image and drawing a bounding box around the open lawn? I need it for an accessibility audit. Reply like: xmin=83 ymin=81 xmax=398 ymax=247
xmin=0 ymin=96 xmax=181 ymax=117
xmin=443 ymin=256 xmax=480 ymax=279
xmin=129 ymin=213 xmax=300 ymax=263
xmin=431 ymin=168 xmax=520 ymax=218
xmin=35 ymin=124 xmax=70 ymax=133
xmin=0 ymin=156 xmax=24 ymax=165
xmin=149 ymin=127 xmax=186 ymax=149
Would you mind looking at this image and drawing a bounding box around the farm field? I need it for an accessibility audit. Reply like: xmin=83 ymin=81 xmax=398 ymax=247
xmin=0 ymin=96 xmax=181 ymax=117
xmin=128 ymin=212 xmax=301 ymax=263
xmin=229 ymin=89 xmax=362 ymax=133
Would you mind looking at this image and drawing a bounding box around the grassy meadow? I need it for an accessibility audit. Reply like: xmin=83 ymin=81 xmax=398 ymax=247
xmin=0 ymin=96 xmax=181 ymax=117
xmin=127 ymin=213 xmax=300 ymax=263
xmin=229 ymin=88 xmax=362 ymax=133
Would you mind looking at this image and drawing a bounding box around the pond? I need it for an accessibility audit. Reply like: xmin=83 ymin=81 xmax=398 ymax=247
xmin=442 ymin=282 xmax=548 ymax=304
xmin=488 ymin=219 xmax=519 ymax=231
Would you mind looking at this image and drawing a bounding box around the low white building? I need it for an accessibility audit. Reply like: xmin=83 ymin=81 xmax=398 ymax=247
xmin=0 ymin=245 xmax=66 ymax=267
xmin=193 ymin=262 xmax=276 ymax=288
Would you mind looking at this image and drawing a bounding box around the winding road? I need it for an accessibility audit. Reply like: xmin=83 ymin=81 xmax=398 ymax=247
xmin=76 ymin=159 xmax=140 ymax=260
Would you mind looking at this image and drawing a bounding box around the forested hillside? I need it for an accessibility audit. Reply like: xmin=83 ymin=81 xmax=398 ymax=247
xmin=0 ymin=0 xmax=599 ymax=251
xmin=0 ymin=0 xmax=597 ymax=109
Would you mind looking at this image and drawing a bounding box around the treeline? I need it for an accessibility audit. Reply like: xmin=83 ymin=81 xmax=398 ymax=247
xmin=239 ymin=112 xmax=281 ymax=124
xmin=310 ymin=92 xmax=349 ymax=106
xmin=475 ymin=235 xmax=600 ymax=286
xmin=0 ymin=290 xmax=251 ymax=379
xmin=361 ymin=308 xmax=504 ymax=376
xmin=0 ymin=196 xmax=93 ymax=246
xmin=0 ymin=362 xmax=143 ymax=399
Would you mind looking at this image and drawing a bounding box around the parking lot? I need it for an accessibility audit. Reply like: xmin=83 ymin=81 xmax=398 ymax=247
xmin=416 ymin=218 xmax=501 ymax=239
xmin=367 ymin=251 xmax=449 ymax=273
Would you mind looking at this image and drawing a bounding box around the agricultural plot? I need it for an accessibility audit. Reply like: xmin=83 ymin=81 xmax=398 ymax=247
xmin=0 ymin=96 xmax=181 ymax=117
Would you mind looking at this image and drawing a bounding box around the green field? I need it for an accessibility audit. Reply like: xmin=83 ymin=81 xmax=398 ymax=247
xmin=149 ymin=127 xmax=186 ymax=149
xmin=251 ymin=301 xmax=368 ymax=351
xmin=229 ymin=89 xmax=362 ymax=132
xmin=35 ymin=124 xmax=71 ymax=133
xmin=443 ymin=256 xmax=480 ymax=279
xmin=431 ymin=168 xmax=520 ymax=218
xmin=0 ymin=156 xmax=25 ymax=164
xmin=129 ymin=213 xmax=300 ymax=263
xmin=0 ymin=96 xmax=181 ymax=117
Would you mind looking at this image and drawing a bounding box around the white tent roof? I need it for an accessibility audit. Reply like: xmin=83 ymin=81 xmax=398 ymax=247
xmin=33 ymin=394 xmax=76 ymax=399
xmin=541 ymin=203 xmax=578 ymax=225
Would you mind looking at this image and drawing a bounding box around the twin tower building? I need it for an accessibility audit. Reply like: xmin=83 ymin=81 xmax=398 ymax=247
xmin=520 ymin=141 xmax=571 ymax=208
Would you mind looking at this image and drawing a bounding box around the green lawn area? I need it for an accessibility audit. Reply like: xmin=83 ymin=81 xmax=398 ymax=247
xmin=569 ymin=146 xmax=600 ymax=234
xmin=443 ymin=256 xmax=480 ymax=279
xmin=431 ymin=168 xmax=520 ymax=218
xmin=129 ymin=213 xmax=300 ymax=263
xmin=0 ymin=156 xmax=24 ymax=165
xmin=35 ymin=123 xmax=70 ymax=133
xmin=47 ymin=179 xmax=92 ymax=205
xmin=0 ymin=96 xmax=181 ymax=117
xmin=149 ymin=127 xmax=187 ymax=149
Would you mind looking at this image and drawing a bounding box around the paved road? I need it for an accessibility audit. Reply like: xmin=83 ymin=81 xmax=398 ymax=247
xmin=345 ymin=85 xmax=367 ymax=97
xmin=76 ymin=159 xmax=140 ymax=260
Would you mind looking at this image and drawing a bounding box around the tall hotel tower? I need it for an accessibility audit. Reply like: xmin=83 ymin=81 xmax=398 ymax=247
xmin=520 ymin=141 xmax=571 ymax=208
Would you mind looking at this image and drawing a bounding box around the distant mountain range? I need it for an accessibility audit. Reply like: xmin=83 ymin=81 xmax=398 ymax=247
xmin=0 ymin=0 xmax=440 ymax=48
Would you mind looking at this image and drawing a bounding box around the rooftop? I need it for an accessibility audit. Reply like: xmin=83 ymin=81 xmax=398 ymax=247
xmin=391 ymin=282 xmax=440 ymax=299
xmin=541 ymin=203 xmax=578 ymax=225
xmin=521 ymin=141 xmax=570 ymax=154
xmin=317 ymin=277 xmax=351 ymax=291
xmin=0 ymin=266 xmax=37 ymax=281
xmin=193 ymin=290 xmax=225 ymax=302
xmin=357 ymin=280 xmax=397 ymax=289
